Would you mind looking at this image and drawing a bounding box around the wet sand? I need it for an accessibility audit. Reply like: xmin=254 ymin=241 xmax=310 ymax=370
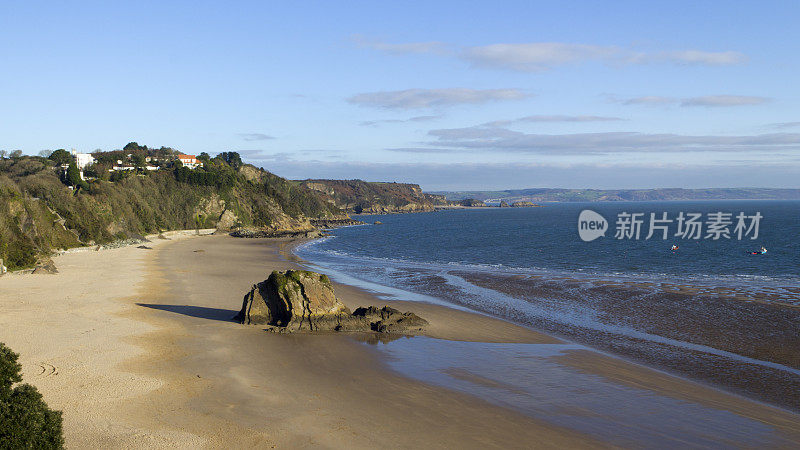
xmin=455 ymin=271 xmax=800 ymax=411
xmin=1 ymin=234 xmax=799 ymax=447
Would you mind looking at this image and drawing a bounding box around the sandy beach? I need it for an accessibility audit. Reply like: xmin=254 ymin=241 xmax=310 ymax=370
xmin=1 ymin=234 xmax=799 ymax=448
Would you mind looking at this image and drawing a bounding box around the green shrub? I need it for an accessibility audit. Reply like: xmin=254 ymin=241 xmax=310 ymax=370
xmin=0 ymin=343 xmax=64 ymax=449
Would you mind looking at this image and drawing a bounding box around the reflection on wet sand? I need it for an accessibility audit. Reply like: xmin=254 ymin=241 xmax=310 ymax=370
xmin=365 ymin=337 xmax=800 ymax=448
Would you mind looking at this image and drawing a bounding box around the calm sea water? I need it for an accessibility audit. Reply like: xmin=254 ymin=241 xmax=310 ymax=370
xmin=302 ymin=201 xmax=800 ymax=282
xmin=295 ymin=201 xmax=800 ymax=410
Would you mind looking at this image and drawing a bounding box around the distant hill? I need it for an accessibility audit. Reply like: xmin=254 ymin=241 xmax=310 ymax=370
xmin=298 ymin=179 xmax=451 ymax=214
xmin=433 ymin=188 xmax=800 ymax=203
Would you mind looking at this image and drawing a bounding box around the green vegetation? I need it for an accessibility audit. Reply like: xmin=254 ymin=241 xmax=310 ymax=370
xmin=298 ymin=179 xmax=450 ymax=213
xmin=0 ymin=343 xmax=64 ymax=449
xmin=47 ymin=149 xmax=70 ymax=166
xmin=0 ymin=146 xmax=343 ymax=270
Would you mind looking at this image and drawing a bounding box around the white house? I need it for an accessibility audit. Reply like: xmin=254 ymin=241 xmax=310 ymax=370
xmin=71 ymin=150 xmax=95 ymax=170
xmin=177 ymin=154 xmax=202 ymax=169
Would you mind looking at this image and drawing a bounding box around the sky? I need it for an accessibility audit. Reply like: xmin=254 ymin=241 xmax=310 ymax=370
xmin=1 ymin=1 xmax=799 ymax=190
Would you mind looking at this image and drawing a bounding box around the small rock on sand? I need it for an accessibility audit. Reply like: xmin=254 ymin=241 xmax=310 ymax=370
xmin=32 ymin=260 xmax=59 ymax=274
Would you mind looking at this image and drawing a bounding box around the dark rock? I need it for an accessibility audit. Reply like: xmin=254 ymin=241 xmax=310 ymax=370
xmin=128 ymin=232 xmax=151 ymax=243
xmin=235 ymin=270 xmax=353 ymax=332
xmin=137 ymin=245 xmax=152 ymax=249
xmin=236 ymin=270 xmax=427 ymax=335
xmin=310 ymin=217 xmax=365 ymax=228
xmin=32 ymin=260 xmax=58 ymax=274
xmin=352 ymin=306 xmax=428 ymax=333
xmin=231 ymin=228 xmax=321 ymax=239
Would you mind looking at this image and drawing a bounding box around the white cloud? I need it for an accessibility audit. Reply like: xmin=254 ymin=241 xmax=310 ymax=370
xmin=351 ymin=35 xmax=450 ymax=55
xmin=481 ymin=115 xmax=623 ymax=127
xmin=239 ymin=133 xmax=275 ymax=141
xmin=462 ymin=43 xmax=619 ymax=72
xmin=424 ymin=127 xmax=800 ymax=153
xmin=358 ymin=38 xmax=747 ymax=72
xmin=768 ymin=121 xmax=800 ymax=129
xmin=614 ymin=95 xmax=769 ymax=107
xmin=622 ymin=96 xmax=676 ymax=105
xmin=359 ymin=115 xmax=442 ymax=126
xmin=659 ymin=50 xmax=748 ymax=66
xmin=680 ymin=95 xmax=770 ymax=107
xmin=347 ymin=88 xmax=530 ymax=109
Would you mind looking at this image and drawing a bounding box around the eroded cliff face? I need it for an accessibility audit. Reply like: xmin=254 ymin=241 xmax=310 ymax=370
xmin=298 ymin=179 xmax=451 ymax=214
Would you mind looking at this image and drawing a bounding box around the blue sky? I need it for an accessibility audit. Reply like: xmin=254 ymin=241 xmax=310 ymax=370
xmin=2 ymin=1 xmax=799 ymax=190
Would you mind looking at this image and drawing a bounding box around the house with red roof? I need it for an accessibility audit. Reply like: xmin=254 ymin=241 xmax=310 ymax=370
xmin=177 ymin=154 xmax=202 ymax=169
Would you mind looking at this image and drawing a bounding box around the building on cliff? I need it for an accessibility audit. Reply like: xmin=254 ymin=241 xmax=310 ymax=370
xmin=177 ymin=154 xmax=202 ymax=169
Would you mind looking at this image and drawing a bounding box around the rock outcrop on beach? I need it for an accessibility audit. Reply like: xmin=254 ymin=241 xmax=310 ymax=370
xmin=235 ymin=270 xmax=427 ymax=334
xmin=31 ymin=259 xmax=58 ymax=274
xmin=351 ymin=306 xmax=428 ymax=333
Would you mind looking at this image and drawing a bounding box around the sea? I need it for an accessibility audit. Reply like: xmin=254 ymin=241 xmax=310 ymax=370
xmin=295 ymin=200 xmax=800 ymax=412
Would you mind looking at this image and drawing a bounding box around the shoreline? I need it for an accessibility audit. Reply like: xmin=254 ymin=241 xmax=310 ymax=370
xmin=1 ymin=234 xmax=799 ymax=447
xmin=293 ymin=226 xmax=800 ymax=412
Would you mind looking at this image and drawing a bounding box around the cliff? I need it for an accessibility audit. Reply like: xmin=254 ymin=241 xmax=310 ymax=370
xmin=0 ymin=154 xmax=344 ymax=270
xmin=297 ymin=179 xmax=450 ymax=214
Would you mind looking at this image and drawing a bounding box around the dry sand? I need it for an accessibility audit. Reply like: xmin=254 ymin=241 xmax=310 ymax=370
xmin=1 ymin=233 xmax=799 ymax=448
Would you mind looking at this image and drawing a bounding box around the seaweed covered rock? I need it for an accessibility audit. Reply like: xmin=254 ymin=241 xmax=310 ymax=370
xmin=235 ymin=270 xmax=427 ymax=334
xmin=352 ymin=306 xmax=427 ymax=333
xmin=235 ymin=270 xmax=353 ymax=332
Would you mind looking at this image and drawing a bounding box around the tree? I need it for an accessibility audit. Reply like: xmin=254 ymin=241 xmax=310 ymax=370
xmin=66 ymin=162 xmax=82 ymax=188
xmin=83 ymin=163 xmax=100 ymax=179
xmin=131 ymin=153 xmax=146 ymax=168
xmin=38 ymin=150 xmax=53 ymax=158
xmin=10 ymin=150 xmax=23 ymax=159
xmin=0 ymin=150 xmax=7 ymax=159
xmin=123 ymin=142 xmax=144 ymax=153
xmin=197 ymin=152 xmax=210 ymax=162
xmin=49 ymin=149 xmax=71 ymax=166
xmin=217 ymin=152 xmax=242 ymax=170
xmin=0 ymin=342 xmax=64 ymax=448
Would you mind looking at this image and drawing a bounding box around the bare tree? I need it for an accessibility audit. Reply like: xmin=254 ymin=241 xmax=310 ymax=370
xmin=38 ymin=149 xmax=53 ymax=158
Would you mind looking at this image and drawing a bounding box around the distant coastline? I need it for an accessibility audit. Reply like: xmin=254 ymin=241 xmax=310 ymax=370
xmin=433 ymin=187 xmax=800 ymax=203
